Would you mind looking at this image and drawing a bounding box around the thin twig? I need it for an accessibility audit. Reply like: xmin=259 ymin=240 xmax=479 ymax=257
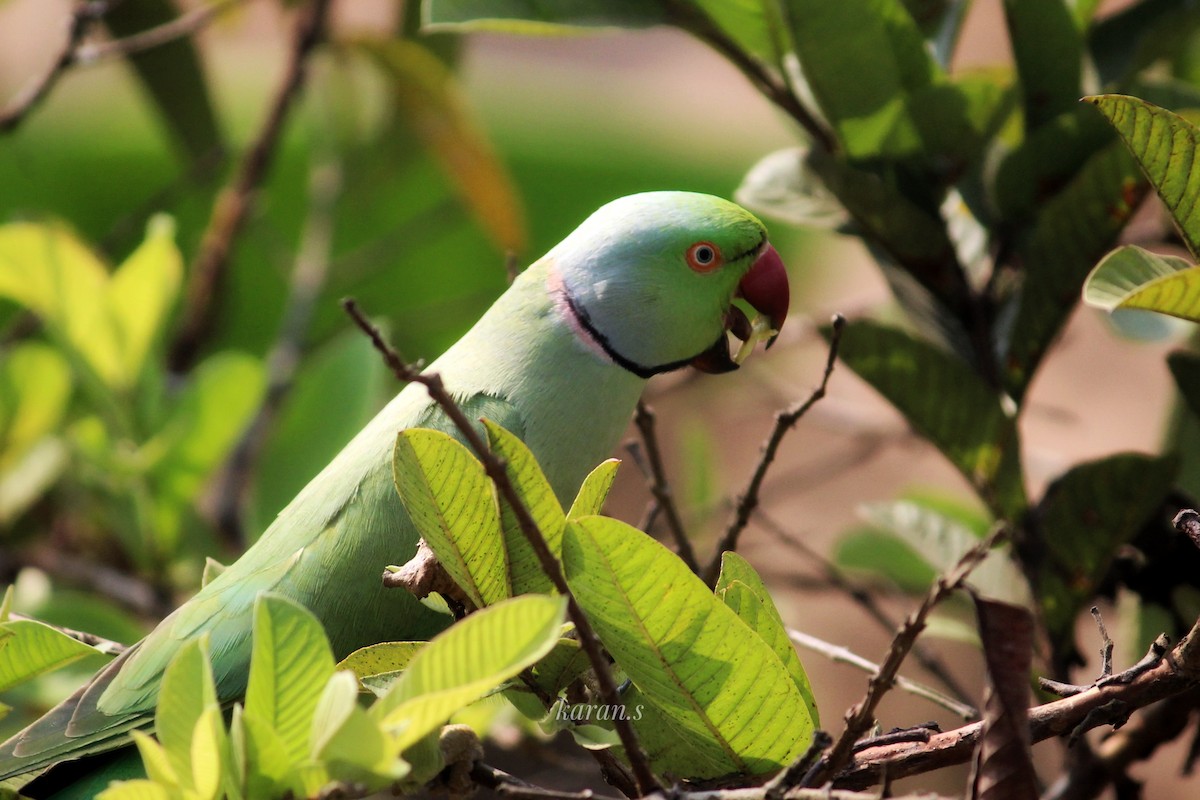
xmin=342 ymin=299 xmax=660 ymax=797
xmin=807 ymin=524 xmax=1008 ymax=785
xmin=704 ymin=314 xmax=845 ymax=585
xmin=211 ymin=158 xmax=342 ymax=547
xmin=1090 ymin=606 xmax=1114 ymax=679
xmin=631 ymin=401 xmax=701 ymax=574
xmin=787 ymin=629 xmax=976 ymax=720
xmin=75 ymin=0 xmax=243 ymax=64
xmin=7 ymin=612 xmax=128 ymax=656
xmin=757 ymin=510 xmax=977 ymax=712
xmin=169 ymin=0 xmax=333 ymax=372
xmin=0 ymin=1 xmax=111 ymax=132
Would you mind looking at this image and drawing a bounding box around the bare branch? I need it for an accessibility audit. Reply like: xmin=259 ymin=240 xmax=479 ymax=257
xmin=808 ymin=524 xmax=1007 ymax=785
xmin=631 ymin=401 xmax=701 ymax=574
xmin=0 ymin=1 xmax=111 ymax=133
xmin=704 ymin=314 xmax=845 ymax=585
xmin=75 ymin=0 xmax=243 ymax=64
xmin=342 ymin=299 xmax=661 ymax=797
xmin=169 ymin=0 xmax=334 ymax=372
xmin=787 ymin=629 xmax=976 ymax=720
xmin=833 ymin=614 xmax=1200 ymax=789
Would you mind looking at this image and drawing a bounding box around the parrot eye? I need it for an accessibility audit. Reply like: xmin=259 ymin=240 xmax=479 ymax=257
xmin=686 ymin=241 xmax=722 ymax=273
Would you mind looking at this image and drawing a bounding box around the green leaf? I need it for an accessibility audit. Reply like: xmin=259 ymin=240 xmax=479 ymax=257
xmin=1087 ymin=95 xmax=1200 ymax=258
xmin=156 ymin=636 xmax=217 ymax=791
xmin=786 ymin=0 xmax=938 ymax=158
xmin=834 ymin=528 xmax=938 ymax=592
xmin=1169 ymin=351 xmax=1200 ymax=423
xmin=1032 ymin=453 xmax=1178 ymax=648
xmin=691 ymin=0 xmax=779 ymax=62
xmin=858 ymin=501 xmax=1029 ymax=605
xmin=530 ymin=637 xmax=591 ymax=697
xmin=1003 ymin=0 xmax=1083 ymax=130
xmin=370 ymin=594 xmax=566 ymax=751
xmin=102 ymin=0 xmax=224 ymax=166
xmin=96 ymin=779 xmax=173 ymax=800
xmin=315 ymin=672 xmax=409 ymax=787
xmin=0 ymin=619 xmax=107 ymax=691
xmin=563 ymin=516 xmax=814 ymax=777
xmin=337 ymin=641 xmax=425 ymax=697
xmin=1004 ymin=141 xmax=1147 ymax=395
xmin=353 ymin=39 xmax=526 ymax=254
xmin=0 ymin=343 xmax=72 ymax=470
xmin=131 ymin=730 xmax=179 ymax=789
xmin=484 ymin=419 xmax=564 ymax=595
xmin=201 ymin=558 xmax=227 ymax=589
xmin=240 ymin=711 xmax=291 ymax=800
xmin=1083 ymin=244 xmax=1200 ymax=320
xmin=831 ymin=320 xmax=1025 ymax=515
xmin=567 ymin=459 xmax=620 ymax=520
xmin=107 ymin=215 xmax=182 ymax=385
xmin=190 ymin=706 xmax=229 ymax=800
xmin=245 ymin=594 xmax=336 ymax=766
xmin=714 ymin=553 xmax=819 ymax=724
xmin=735 ymin=147 xmax=849 ymax=230
xmin=421 ymin=0 xmax=665 ymax=34
xmin=393 ymin=428 xmax=509 ymax=606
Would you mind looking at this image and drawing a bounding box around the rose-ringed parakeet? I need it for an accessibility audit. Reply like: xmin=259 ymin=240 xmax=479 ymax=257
xmin=0 ymin=191 xmax=790 ymax=791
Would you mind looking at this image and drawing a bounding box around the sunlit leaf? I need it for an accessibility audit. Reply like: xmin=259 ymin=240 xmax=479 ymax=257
xmin=563 ymin=516 xmax=814 ymax=777
xmin=245 ymin=594 xmax=335 ymax=765
xmin=96 ymin=779 xmax=173 ymax=800
xmin=370 ymin=594 xmax=566 ymax=751
xmin=337 ymin=641 xmax=425 ymax=697
xmin=484 ymin=419 xmax=563 ymax=595
xmin=1088 ymin=94 xmax=1200 ymax=258
xmin=566 ymin=459 xmax=620 ymax=520
xmin=107 ymin=215 xmax=182 ymax=384
xmin=1083 ymin=244 xmax=1200 ymax=320
xmin=714 ymin=553 xmax=818 ymax=722
xmin=529 ymin=637 xmax=591 ymax=697
xmin=834 ymin=528 xmax=938 ymax=592
xmin=155 ymin=636 xmax=217 ymax=791
xmin=0 ymin=619 xmax=106 ymax=691
xmin=393 ymin=428 xmax=509 ymax=606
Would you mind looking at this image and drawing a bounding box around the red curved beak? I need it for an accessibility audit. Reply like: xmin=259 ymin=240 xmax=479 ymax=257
xmin=737 ymin=243 xmax=790 ymax=347
xmin=690 ymin=244 xmax=790 ymax=374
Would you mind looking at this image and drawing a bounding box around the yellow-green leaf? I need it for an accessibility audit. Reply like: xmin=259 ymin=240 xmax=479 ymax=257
xmin=567 ymin=459 xmax=620 ymax=520
xmin=370 ymin=594 xmax=566 ymax=751
xmin=563 ymin=517 xmax=815 ymax=778
xmin=96 ymin=779 xmax=173 ymax=800
xmin=0 ymin=619 xmax=106 ymax=691
xmin=1083 ymin=244 xmax=1200 ymax=320
xmin=1088 ymin=95 xmax=1200 ymax=258
xmin=393 ymin=428 xmax=509 ymax=606
xmin=108 ymin=215 xmax=183 ymax=383
xmin=245 ymin=594 xmax=335 ymax=765
xmin=156 ymin=637 xmax=217 ymax=790
xmin=483 ymin=419 xmax=564 ymax=595
xmin=337 ymin=641 xmax=425 ymax=697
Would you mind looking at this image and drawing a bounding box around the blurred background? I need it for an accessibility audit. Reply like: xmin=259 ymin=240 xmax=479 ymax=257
xmin=0 ymin=0 xmax=1191 ymax=795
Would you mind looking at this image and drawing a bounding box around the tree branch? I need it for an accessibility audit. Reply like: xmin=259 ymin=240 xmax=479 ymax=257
xmin=75 ymin=0 xmax=242 ymax=64
xmin=342 ymin=299 xmax=660 ymax=797
xmin=832 ymin=613 xmax=1200 ymax=789
xmin=630 ymin=401 xmax=701 ymax=574
xmin=169 ymin=0 xmax=333 ymax=372
xmin=704 ymin=314 xmax=844 ymax=585
xmin=808 ymin=524 xmax=1007 ymax=785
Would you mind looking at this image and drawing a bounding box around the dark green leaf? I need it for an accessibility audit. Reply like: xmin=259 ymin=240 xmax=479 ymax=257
xmin=830 ymin=320 xmax=1025 ymax=515
xmin=421 ymin=0 xmax=666 ymax=33
xmin=1003 ymin=0 xmax=1083 ymax=130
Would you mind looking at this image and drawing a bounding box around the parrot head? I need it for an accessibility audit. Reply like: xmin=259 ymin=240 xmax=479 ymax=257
xmin=550 ymin=191 xmax=790 ymax=378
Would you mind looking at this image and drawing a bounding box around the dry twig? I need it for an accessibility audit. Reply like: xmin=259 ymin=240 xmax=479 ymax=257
xmin=630 ymin=401 xmax=701 ymax=574
xmin=704 ymin=314 xmax=845 ymax=585
xmin=342 ymin=299 xmax=660 ymax=797
xmin=807 ymin=524 xmax=1007 ymax=785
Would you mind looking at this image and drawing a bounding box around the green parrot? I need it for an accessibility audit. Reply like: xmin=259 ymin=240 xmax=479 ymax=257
xmin=0 ymin=191 xmax=789 ymax=791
